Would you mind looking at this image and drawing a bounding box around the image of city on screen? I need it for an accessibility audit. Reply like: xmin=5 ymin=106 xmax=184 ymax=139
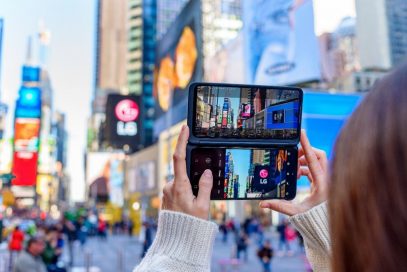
xmin=191 ymin=147 xmax=295 ymax=200
xmin=194 ymin=86 xmax=300 ymax=139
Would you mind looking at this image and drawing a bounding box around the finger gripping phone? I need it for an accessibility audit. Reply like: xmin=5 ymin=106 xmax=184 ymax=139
xmin=186 ymin=82 xmax=303 ymax=200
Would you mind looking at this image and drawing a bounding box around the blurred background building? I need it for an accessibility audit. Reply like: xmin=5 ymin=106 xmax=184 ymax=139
xmin=0 ymin=18 xmax=7 ymax=140
xmin=127 ymin=0 xmax=156 ymax=146
xmin=0 ymin=0 xmax=406 ymax=229
xmin=356 ymin=0 xmax=407 ymax=70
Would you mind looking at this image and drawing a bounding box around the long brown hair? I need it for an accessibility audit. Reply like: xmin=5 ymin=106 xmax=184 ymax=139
xmin=330 ymin=62 xmax=407 ymax=272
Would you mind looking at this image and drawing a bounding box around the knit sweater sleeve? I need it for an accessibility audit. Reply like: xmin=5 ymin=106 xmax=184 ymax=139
xmin=289 ymin=202 xmax=331 ymax=272
xmin=133 ymin=210 xmax=218 ymax=272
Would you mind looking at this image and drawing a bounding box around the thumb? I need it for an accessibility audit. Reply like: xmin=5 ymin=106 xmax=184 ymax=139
xmin=259 ymin=200 xmax=298 ymax=216
xmin=196 ymin=169 xmax=213 ymax=207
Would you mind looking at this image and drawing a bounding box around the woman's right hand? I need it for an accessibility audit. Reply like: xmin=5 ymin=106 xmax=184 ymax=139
xmin=259 ymin=130 xmax=329 ymax=216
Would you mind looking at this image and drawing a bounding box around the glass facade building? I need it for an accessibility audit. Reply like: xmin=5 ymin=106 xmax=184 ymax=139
xmin=386 ymin=0 xmax=407 ymax=66
xmin=128 ymin=0 xmax=156 ymax=145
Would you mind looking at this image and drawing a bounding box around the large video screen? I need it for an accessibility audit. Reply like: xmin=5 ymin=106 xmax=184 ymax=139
xmin=86 ymin=152 xmax=125 ymax=206
xmin=190 ymin=147 xmax=297 ymax=200
xmin=243 ymin=0 xmax=320 ymax=85
xmin=194 ymin=85 xmax=300 ymax=139
xmin=153 ymin=0 xmax=203 ymax=137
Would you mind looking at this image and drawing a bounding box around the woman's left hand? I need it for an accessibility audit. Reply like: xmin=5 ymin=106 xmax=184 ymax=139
xmin=161 ymin=125 xmax=213 ymax=220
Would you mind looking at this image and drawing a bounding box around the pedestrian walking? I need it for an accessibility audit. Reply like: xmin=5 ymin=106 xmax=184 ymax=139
xmin=97 ymin=218 xmax=107 ymax=240
xmin=285 ymin=223 xmax=297 ymax=256
xmin=219 ymin=221 xmax=228 ymax=243
xmin=276 ymin=220 xmax=290 ymax=255
xmin=14 ymin=237 xmax=47 ymax=272
xmin=235 ymin=231 xmax=249 ymax=262
xmin=257 ymin=240 xmax=274 ymax=272
xmin=9 ymin=226 xmax=24 ymax=268
xmin=141 ymin=221 xmax=153 ymax=258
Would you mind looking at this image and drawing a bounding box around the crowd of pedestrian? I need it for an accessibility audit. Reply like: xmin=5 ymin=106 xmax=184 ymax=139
xmin=218 ymin=216 xmax=304 ymax=272
xmin=0 ymin=207 xmax=116 ymax=272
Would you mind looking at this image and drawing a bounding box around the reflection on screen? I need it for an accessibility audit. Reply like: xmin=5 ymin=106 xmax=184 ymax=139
xmin=194 ymin=86 xmax=300 ymax=139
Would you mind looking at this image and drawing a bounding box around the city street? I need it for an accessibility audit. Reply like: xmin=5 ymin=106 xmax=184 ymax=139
xmin=68 ymin=232 xmax=309 ymax=272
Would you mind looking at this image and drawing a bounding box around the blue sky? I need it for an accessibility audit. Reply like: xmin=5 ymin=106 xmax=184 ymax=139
xmin=228 ymin=149 xmax=250 ymax=198
xmin=0 ymin=0 xmax=96 ymax=201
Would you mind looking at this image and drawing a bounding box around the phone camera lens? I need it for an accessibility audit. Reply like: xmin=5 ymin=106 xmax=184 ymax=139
xmin=205 ymin=157 xmax=212 ymax=165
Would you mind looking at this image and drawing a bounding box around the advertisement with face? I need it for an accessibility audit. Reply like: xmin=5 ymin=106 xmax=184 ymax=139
xmin=86 ymin=152 xmax=125 ymax=206
xmin=243 ymin=0 xmax=320 ymax=85
xmin=153 ymin=0 xmax=203 ymax=138
xmin=205 ymin=33 xmax=245 ymax=83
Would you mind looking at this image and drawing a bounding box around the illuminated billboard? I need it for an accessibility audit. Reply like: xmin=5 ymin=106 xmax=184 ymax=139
xmin=15 ymin=86 xmax=41 ymax=118
xmin=86 ymin=152 xmax=125 ymax=206
xmin=105 ymin=94 xmax=142 ymax=152
xmin=127 ymin=161 xmax=156 ymax=194
xmin=12 ymin=69 xmax=42 ymax=188
xmin=243 ymin=0 xmax=320 ymax=85
xmin=12 ymin=118 xmax=41 ymax=186
xmin=153 ymin=0 xmax=203 ymax=137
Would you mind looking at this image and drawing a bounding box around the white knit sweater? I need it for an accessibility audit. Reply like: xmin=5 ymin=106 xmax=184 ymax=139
xmin=134 ymin=202 xmax=330 ymax=272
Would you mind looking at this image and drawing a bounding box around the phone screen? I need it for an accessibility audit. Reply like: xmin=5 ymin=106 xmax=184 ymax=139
xmin=193 ymin=85 xmax=301 ymax=140
xmin=190 ymin=147 xmax=297 ymax=200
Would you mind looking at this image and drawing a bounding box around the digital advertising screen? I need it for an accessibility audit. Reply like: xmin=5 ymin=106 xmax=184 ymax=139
xmin=12 ymin=118 xmax=41 ymax=186
xmin=243 ymin=0 xmax=320 ymax=85
xmin=127 ymin=161 xmax=156 ymax=194
xmin=105 ymin=94 xmax=142 ymax=152
xmin=194 ymin=85 xmax=301 ymax=139
xmin=153 ymin=0 xmax=203 ymax=137
xmin=86 ymin=152 xmax=125 ymax=206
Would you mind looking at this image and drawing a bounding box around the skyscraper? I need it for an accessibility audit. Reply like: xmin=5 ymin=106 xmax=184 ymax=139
xmin=94 ymin=0 xmax=128 ymax=92
xmin=128 ymin=0 xmax=156 ymax=145
xmin=90 ymin=0 xmax=128 ymax=151
xmin=356 ymin=0 xmax=407 ymax=70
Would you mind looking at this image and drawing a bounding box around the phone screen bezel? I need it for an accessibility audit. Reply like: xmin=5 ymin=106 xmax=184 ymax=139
xmin=187 ymin=82 xmax=303 ymax=147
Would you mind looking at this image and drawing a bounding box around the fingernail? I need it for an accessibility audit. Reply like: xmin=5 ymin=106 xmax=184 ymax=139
xmin=203 ymin=169 xmax=212 ymax=177
xmin=181 ymin=125 xmax=186 ymax=131
xmin=259 ymin=202 xmax=269 ymax=208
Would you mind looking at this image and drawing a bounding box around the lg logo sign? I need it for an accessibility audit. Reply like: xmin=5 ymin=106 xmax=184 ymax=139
xmin=115 ymin=99 xmax=139 ymax=136
xmin=259 ymin=169 xmax=269 ymax=185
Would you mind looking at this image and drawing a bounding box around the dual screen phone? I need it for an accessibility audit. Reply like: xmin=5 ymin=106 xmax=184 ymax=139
xmin=186 ymin=82 xmax=303 ymax=200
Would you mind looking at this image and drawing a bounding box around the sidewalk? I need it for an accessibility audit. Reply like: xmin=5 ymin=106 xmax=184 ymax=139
xmin=211 ymin=231 xmax=310 ymax=272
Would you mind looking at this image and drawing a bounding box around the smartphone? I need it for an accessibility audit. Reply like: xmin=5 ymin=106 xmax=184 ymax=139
xmin=187 ymin=146 xmax=298 ymax=200
xmin=186 ymin=82 xmax=302 ymax=200
xmin=188 ymin=82 xmax=303 ymax=147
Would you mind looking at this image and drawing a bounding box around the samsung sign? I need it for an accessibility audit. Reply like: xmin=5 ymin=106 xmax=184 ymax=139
xmin=105 ymin=94 xmax=142 ymax=152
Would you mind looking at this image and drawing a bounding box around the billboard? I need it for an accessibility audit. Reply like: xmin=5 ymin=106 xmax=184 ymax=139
xmin=127 ymin=161 xmax=156 ymax=193
xmin=205 ymin=33 xmax=245 ymax=83
xmin=86 ymin=152 xmax=125 ymax=206
xmin=153 ymin=0 xmax=203 ymax=137
xmin=298 ymin=91 xmax=362 ymax=188
xmin=12 ymin=118 xmax=40 ymax=186
xmin=15 ymin=86 xmax=41 ymax=118
xmin=243 ymin=0 xmax=320 ymax=85
xmin=105 ymin=94 xmax=142 ymax=152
